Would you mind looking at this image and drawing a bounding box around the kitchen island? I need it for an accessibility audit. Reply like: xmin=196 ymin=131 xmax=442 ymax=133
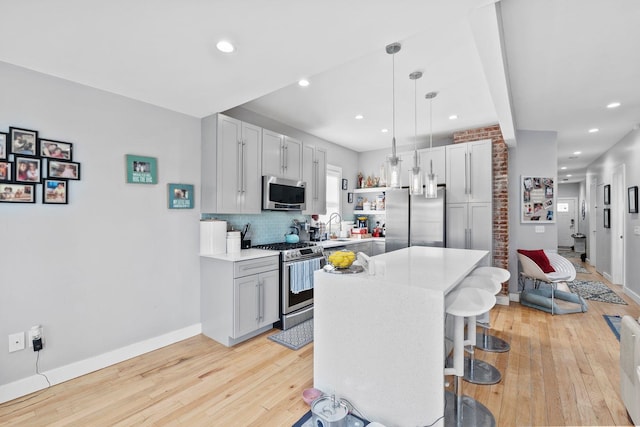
xmin=313 ymin=246 xmax=489 ymax=427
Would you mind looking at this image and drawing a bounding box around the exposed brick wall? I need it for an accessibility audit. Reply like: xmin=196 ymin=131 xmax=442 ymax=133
xmin=453 ymin=124 xmax=509 ymax=295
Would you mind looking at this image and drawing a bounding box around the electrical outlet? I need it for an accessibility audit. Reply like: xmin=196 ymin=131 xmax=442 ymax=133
xmin=28 ymin=325 xmax=43 ymax=349
xmin=9 ymin=332 xmax=25 ymax=353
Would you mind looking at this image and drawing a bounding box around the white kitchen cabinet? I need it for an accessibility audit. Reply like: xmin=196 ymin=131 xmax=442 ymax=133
xmin=201 ymin=113 xmax=262 ymax=213
xmin=446 ymin=202 xmax=492 ymax=256
xmin=262 ymin=129 xmax=302 ymax=180
xmin=372 ymin=240 xmax=386 ymax=256
xmin=201 ymin=255 xmax=279 ymax=346
xmin=302 ymin=144 xmax=327 ymax=215
xmin=419 ymin=146 xmax=446 ymax=185
xmin=445 ymin=139 xmax=492 ymax=203
xmin=347 ymin=241 xmax=373 ymax=257
xmin=234 ymin=269 xmax=279 ymax=338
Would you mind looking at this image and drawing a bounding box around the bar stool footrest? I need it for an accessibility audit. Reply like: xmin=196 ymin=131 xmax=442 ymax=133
xmin=475 ymin=332 xmax=510 ymax=353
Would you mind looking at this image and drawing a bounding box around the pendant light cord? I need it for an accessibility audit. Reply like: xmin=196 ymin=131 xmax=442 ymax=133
xmin=392 ymin=51 xmax=397 ymax=158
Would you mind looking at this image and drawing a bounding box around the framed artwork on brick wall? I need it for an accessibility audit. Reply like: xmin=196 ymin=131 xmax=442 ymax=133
xmin=521 ymin=176 xmax=556 ymax=223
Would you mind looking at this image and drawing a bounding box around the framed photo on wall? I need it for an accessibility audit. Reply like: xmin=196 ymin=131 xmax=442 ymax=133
xmin=0 ymin=132 xmax=7 ymax=160
xmin=14 ymin=157 xmax=41 ymax=183
xmin=604 ymin=184 xmax=611 ymax=205
xmin=48 ymin=160 xmax=80 ymax=180
xmin=521 ymin=176 xmax=556 ymax=223
xmin=629 ymin=186 xmax=638 ymax=214
xmin=168 ymin=183 xmax=194 ymax=209
xmin=126 ymin=154 xmax=157 ymax=184
xmin=342 ymin=179 xmax=348 ymax=190
xmin=347 ymin=192 xmax=353 ymax=203
xmin=9 ymin=127 xmax=38 ymax=156
xmin=604 ymin=208 xmax=611 ymax=228
xmin=0 ymin=183 xmax=36 ymax=203
xmin=0 ymin=161 xmax=11 ymax=182
xmin=40 ymin=139 xmax=73 ymax=160
xmin=43 ymin=179 xmax=68 ymax=204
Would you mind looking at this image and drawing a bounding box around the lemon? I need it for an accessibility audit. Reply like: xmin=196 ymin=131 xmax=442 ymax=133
xmin=329 ymin=250 xmax=355 ymax=268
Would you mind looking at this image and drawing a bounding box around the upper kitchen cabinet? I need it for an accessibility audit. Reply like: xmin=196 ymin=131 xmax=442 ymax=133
xmin=302 ymin=144 xmax=327 ymax=215
xmin=261 ymin=129 xmax=302 ymax=180
xmin=419 ymin=146 xmax=446 ymax=185
xmin=445 ymin=139 xmax=492 ymax=204
xmin=201 ymin=113 xmax=262 ymax=213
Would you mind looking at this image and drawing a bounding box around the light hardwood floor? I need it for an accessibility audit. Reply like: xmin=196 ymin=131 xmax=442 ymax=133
xmin=1 ymin=257 xmax=638 ymax=426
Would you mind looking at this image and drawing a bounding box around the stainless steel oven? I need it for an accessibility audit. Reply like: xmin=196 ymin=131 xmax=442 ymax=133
xmin=254 ymin=242 xmax=324 ymax=330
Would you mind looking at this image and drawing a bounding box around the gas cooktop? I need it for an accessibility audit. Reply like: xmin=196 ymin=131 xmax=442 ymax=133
xmin=253 ymin=242 xmax=315 ymax=251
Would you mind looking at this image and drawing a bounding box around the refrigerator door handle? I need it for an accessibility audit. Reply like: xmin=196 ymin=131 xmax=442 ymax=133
xmin=464 ymin=153 xmax=469 ymax=195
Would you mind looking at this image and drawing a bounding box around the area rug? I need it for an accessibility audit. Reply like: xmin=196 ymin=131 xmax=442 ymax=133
xmin=603 ymin=314 xmax=622 ymax=341
xmin=268 ymin=319 xmax=313 ymax=350
xmin=558 ymin=249 xmax=582 ymax=259
xmin=567 ymin=280 xmax=627 ymax=305
xmin=571 ymin=261 xmax=590 ymax=274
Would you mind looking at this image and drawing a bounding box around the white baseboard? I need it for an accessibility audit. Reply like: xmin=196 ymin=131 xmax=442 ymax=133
xmin=624 ymin=287 xmax=640 ymax=305
xmin=0 ymin=323 xmax=202 ymax=404
xmin=496 ymin=295 xmax=510 ymax=306
xmin=509 ymin=292 xmax=520 ymax=302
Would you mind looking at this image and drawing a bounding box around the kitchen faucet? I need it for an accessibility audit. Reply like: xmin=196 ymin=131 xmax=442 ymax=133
xmin=328 ymin=212 xmax=342 ymax=237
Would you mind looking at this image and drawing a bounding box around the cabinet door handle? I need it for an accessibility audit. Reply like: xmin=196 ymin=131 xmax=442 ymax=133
xmin=464 ymin=153 xmax=469 ymax=195
xmin=314 ymin=160 xmax=319 ymax=200
xmin=280 ymin=143 xmax=285 ymax=174
xmin=284 ymin=144 xmax=288 ymax=172
xmin=255 ymin=283 xmax=260 ymax=322
xmin=259 ymin=280 xmax=265 ymax=321
xmin=468 ymin=152 xmax=472 ymax=197
xmin=237 ymin=141 xmax=243 ymax=194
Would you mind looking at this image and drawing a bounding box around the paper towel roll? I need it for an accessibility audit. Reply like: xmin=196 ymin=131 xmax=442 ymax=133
xmin=200 ymin=220 xmax=227 ymax=255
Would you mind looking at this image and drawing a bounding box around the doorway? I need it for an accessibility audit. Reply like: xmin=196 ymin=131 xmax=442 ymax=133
xmin=589 ymin=181 xmax=598 ymax=267
xmin=612 ymin=164 xmax=625 ymax=285
xmin=557 ymin=198 xmax=577 ymax=248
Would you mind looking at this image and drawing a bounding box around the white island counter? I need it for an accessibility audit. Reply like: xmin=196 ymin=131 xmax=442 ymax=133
xmin=314 ymin=246 xmax=489 ymax=427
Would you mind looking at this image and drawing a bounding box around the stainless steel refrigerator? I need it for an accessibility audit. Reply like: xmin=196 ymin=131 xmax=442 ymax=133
xmin=385 ymin=185 xmax=446 ymax=253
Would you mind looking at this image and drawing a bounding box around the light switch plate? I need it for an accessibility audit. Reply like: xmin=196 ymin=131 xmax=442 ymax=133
xmin=9 ymin=332 xmax=25 ymax=353
xmin=634 ymin=226 xmax=640 ymax=236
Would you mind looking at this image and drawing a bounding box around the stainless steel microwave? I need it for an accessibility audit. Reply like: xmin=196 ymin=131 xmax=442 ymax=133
xmin=262 ymin=176 xmax=306 ymax=211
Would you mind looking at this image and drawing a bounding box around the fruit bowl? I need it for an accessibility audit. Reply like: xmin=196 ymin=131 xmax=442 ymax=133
xmin=327 ymin=250 xmax=356 ymax=269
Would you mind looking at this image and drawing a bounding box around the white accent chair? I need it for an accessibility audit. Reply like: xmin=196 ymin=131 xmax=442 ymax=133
xmin=620 ymin=315 xmax=640 ymax=426
xmin=518 ymin=250 xmax=577 ymax=315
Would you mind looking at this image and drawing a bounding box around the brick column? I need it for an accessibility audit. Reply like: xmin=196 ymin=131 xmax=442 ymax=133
xmin=453 ymin=125 xmax=509 ymax=295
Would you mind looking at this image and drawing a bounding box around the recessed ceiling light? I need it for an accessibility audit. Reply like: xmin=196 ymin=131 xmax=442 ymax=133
xmin=606 ymin=102 xmax=621 ymax=109
xmin=566 ymin=174 xmax=572 ymax=177
xmin=573 ymin=151 xmax=581 ymax=155
xmin=560 ymin=166 xmax=567 ymax=170
xmin=588 ymin=128 xmax=599 ymax=133
xmin=216 ymin=40 xmax=235 ymax=53
xmin=355 ymin=114 xmax=364 ymax=120
xmin=298 ymin=79 xmax=310 ymax=87
xmin=381 ymin=128 xmax=389 ymax=133
xmin=449 ymin=115 xmax=458 ymax=120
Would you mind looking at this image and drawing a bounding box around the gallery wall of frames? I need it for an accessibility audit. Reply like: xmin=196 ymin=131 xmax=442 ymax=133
xmin=0 ymin=126 xmax=80 ymax=205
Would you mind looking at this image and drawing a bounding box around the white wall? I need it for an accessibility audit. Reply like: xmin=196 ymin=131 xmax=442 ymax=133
xmin=586 ymin=127 xmax=640 ymax=300
xmin=0 ymin=62 xmax=202 ymax=394
xmin=508 ymin=130 xmax=558 ymax=293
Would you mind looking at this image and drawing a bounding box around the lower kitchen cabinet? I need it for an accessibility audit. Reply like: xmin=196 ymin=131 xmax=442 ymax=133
xmin=201 ymin=255 xmax=279 ymax=346
xmin=347 ymin=241 xmax=373 ymax=257
xmin=234 ymin=269 xmax=278 ymax=338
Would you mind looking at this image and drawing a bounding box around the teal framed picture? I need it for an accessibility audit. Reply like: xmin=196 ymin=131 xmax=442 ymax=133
xmin=168 ymin=183 xmax=194 ymax=209
xmin=126 ymin=154 xmax=157 ymax=184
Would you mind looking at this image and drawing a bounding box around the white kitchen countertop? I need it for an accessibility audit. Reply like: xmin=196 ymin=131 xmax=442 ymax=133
xmin=311 ymin=237 xmax=385 ymax=249
xmin=314 ymin=246 xmax=489 ymax=427
xmin=199 ymin=248 xmax=279 ymax=262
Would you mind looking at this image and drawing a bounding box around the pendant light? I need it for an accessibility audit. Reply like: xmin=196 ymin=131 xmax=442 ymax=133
xmin=425 ymin=91 xmax=438 ymax=198
xmin=409 ymin=71 xmax=423 ymax=195
xmin=385 ymin=42 xmax=402 ymax=189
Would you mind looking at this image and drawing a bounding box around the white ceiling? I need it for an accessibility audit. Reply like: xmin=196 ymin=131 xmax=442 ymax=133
xmin=1 ymin=0 xmax=638 ymax=183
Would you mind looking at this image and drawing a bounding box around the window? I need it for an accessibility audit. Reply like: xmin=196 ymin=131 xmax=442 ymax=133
xmin=319 ymin=165 xmax=342 ymax=228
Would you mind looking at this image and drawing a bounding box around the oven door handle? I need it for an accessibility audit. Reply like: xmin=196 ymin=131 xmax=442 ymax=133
xmin=282 ymin=257 xmax=326 ymax=290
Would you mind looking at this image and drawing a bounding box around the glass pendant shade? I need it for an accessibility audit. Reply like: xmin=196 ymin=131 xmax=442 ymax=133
xmin=425 ymin=168 xmax=438 ymax=198
xmin=409 ymin=151 xmax=423 ymax=195
xmin=387 ymin=153 xmax=402 ymax=189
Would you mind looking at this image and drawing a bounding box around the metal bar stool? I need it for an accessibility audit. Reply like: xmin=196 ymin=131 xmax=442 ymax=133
xmin=455 ymin=275 xmax=502 ymax=385
xmin=469 ymin=266 xmax=511 ymax=352
xmin=444 ymin=286 xmax=496 ymax=427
